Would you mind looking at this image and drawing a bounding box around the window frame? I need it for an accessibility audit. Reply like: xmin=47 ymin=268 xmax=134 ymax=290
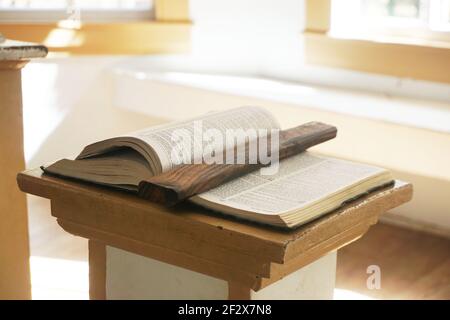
xmin=304 ymin=0 xmax=450 ymax=83
xmin=0 ymin=0 xmax=191 ymax=55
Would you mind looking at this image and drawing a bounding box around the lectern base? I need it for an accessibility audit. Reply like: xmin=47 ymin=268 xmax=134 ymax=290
xmin=103 ymin=246 xmax=336 ymax=300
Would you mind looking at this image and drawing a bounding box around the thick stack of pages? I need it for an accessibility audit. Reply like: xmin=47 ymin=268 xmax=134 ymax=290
xmin=43 ymin=106 xmax=393 ymax=228
xmin=192 ymin=152 xmax=392 ymax=228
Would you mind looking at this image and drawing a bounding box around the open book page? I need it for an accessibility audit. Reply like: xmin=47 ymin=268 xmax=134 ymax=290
xmin=192 ymin=153 xmax=389 ymax=215
xmin=42 ymin=149 xmax=154 ymax=191
xmin=125 ymin=106 xmax=280 ymax=173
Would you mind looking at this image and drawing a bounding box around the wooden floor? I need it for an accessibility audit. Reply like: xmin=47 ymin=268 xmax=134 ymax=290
xmin=28 ymin=195 xmax=450 ymax=300
xmin=336 ymin=223 xmax=450 ymax=300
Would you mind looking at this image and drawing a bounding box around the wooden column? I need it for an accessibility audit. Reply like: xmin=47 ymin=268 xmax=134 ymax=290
xmin=0 ymin=36 xmax=47 ymax=299
xmin=88 ymin=240 xmax=107 ymax=300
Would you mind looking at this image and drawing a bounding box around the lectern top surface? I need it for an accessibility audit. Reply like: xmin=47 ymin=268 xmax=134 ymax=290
xmin=0 ymin=36 xmax=48 ymax=60
xmin=18 ymin=168 xmax=412 ymax=263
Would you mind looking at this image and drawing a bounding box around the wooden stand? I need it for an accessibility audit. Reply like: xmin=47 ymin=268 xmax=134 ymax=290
xmin=17 ymin=168 xmax=412 ymax=300
xmin=0 ymin=37 xmax=46 ymax=299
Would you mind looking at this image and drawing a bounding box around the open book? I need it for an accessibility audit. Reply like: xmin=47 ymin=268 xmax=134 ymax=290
xmin=43 ymin=106 xmax=393 ymax=228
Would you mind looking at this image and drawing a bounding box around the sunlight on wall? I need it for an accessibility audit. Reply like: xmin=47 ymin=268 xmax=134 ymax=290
xmin=44 ymin=28 xmax=83 ymax=47
xmin=30 ymin=256 xmax=89 ymax=300
xmin=22 ymin=62 xmax=68 ymax=164
xmin=180 ymin=0 xmax=305 ymax=74
xmin=114 ymin=70 xmax=318 ymax=108
xmin=333 ymin=288 xmax=374 ymax=300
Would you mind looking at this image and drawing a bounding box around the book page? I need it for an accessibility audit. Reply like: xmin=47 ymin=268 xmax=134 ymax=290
xmin=126 ymin=106 xmax=280 ymax=172
xmin=193 ymin=153 xmax=387 ymax=215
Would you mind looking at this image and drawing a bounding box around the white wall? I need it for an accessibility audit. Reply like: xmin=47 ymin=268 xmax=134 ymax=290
xmin=22 ymin=58 xmax=162 ymax=169
xmin=116 ymin=0 xmax=450 ymax=102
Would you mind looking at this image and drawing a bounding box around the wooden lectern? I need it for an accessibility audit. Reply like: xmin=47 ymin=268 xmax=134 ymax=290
xmin=17 ymin=167 xmax=412 ymax=300
xmin=0 ymin=36 xmax=47 ymax=299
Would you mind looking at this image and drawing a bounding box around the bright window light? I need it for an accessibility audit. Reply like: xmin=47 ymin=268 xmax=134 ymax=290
xmin=0 ymin=0 xmax=152 ymax=10
xmin=333 ymin=288 xmax=376 ymax=300
xmin=30 ymin=256 xmax=89 ymax=300
xmin=331 ymin=0 xmax=450 ymax=42
xmin=429 ymin=0 xmax=450 ymax=31
xmin=0 ymin=0 xmax=154 ymax=22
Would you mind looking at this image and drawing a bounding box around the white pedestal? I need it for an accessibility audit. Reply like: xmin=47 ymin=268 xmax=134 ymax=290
xmin=105 ymin=246 xmax=336 ymax=300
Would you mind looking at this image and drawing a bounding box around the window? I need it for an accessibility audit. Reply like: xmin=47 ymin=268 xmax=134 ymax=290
xmin=304 ymin=0 xmax=450 ymax=83
xmin=0 ymin=0 xmax=191 ymax=54
xmin=0 ymin=0 xmax=154 ymax=22
xmin=331 ymin=0 xmax=450 ymax=42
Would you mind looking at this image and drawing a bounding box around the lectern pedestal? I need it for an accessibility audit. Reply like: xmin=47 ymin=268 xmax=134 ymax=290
xmin=102 ymin=245 xmax=336 ymax=299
